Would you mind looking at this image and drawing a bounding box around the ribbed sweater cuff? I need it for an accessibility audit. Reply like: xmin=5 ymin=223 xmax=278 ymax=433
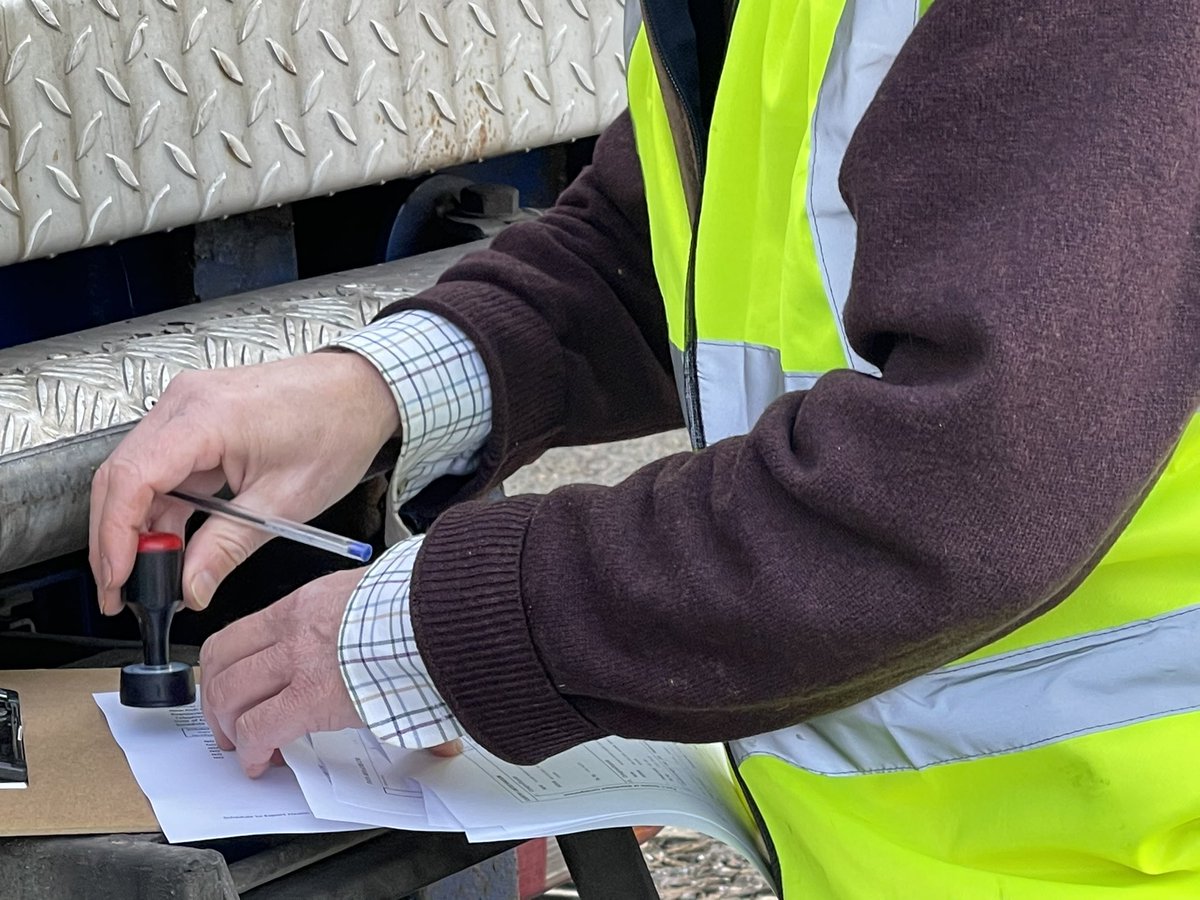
xmin=409 ymin=494 xmax=604 ymax=764
xmin=377 ymin=281 xmax=566 ymax=517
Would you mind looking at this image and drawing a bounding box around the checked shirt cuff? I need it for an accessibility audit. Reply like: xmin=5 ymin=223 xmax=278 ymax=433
xmin=330 ymin=309 xmax=492 ymax=507
xmin=338 ymin=536 xmax=464 ymax=749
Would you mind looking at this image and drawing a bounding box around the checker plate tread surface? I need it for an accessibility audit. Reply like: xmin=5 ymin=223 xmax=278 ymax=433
xmin=0 ymin=241 xmax=486 ymax=457
xmin=0 ymin=0 xmax=626 ymax=265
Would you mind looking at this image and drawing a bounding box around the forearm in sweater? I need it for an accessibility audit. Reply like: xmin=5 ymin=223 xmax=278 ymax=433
xmin=377 ymin=113 xmax=683 ymax=528
xmin=409 ymin=0 xmax=1200 ymax=763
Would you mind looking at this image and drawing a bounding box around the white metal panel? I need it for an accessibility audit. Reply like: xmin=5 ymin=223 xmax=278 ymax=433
xmin=0 ymin=0 xmax=626 ymax=265
xmin=0 ymin=243 xmax=478 ymax=574
xmin=0 ymin=244 xmax=480 ymax=455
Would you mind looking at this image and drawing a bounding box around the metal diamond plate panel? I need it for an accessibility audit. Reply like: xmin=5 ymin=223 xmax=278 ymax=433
xmin=0 ymin=243 xmax=476 ymax=456
xmin=0 ymin=282 xmax=403 ymax=454
xmin=0 ymin=0 xmax=626 ymax=266
xmin=0 ymin=243 xmax=475 ymax=574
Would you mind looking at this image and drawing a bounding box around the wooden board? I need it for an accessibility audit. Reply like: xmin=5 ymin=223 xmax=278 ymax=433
xmin=0 ymin=669 xmax=158 ymax=836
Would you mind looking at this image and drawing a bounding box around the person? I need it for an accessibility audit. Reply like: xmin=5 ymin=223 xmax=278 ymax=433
xmin=90 ymin=0 xmax=1200 ymax=896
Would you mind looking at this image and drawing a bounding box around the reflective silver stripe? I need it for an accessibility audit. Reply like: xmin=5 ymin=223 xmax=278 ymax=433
xmin=807 ymin=0 xmax=919 ymax=378
xmin=623 ymin=0 xmax=642 ymax=61
xmin=731 ymin=602 xmax=1200 ymax=775
xmin=684 ymin=5 xmax=919 ymax=441
xmin=694 ymin=339 xmax=821 ymax=443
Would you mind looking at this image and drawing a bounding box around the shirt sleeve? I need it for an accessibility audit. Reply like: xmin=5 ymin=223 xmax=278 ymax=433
xmin=338 ymin=536 xmax=464 ymax=749
xmin=330 ymin=308 xmax=493 ymax=506
xmin=330 ymin=309 xmax=489 ymax=749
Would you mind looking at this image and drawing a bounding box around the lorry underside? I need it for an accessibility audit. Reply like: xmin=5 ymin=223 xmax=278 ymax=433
xmin=0 ymin=0 xmax=659 ymax=894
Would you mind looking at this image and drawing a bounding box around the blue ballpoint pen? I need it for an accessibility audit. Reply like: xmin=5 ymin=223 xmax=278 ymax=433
xmin=166 ymin=489 xmax=374 ymax=563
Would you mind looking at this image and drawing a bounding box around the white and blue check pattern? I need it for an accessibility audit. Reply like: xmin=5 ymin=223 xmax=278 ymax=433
xmin=331 ymin=310 xmax=493 ymax=748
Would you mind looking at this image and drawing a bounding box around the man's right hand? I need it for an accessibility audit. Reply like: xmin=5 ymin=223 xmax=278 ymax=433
xmin=89 ymin=351 xmax=400 ymax=615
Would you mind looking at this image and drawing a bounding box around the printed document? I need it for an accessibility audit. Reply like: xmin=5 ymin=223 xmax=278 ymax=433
xmin=384 ymin=733 xmax=765 ymax=873
xmin=94 ymin=692 xmax=368 ymax=842
xmin=290 ymin=728 xmax=767 ymax=878
xmin=96 ymin=693 xmax=768 ymax=877
xmin=309 ymin=728 xmax=459 ymax=828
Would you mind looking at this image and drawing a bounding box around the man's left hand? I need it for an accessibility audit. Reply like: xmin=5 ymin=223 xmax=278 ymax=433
xmin=199 ymin=567 xmax=365 ymax=777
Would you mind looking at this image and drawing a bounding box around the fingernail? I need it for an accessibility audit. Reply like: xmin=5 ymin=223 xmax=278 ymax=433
xmin=98 ymin=558 xmax=114 ymax=614
xmin=191 ymin=571 xmax=217 ymax=610
xmin=432 ymin=738 xmax=464 ymax=757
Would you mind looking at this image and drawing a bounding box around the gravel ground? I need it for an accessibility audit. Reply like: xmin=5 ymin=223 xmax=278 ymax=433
xmin=503 ymin=431 xmax=692 ymax=495
xmin=505 ymin=433 xmax=777 ymax=900
xmin=643 ymin=828 xmax=775 ymax=899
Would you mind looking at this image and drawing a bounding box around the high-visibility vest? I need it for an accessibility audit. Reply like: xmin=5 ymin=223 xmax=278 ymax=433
xmin=625 ymin=1 xmax=1200 ymax=896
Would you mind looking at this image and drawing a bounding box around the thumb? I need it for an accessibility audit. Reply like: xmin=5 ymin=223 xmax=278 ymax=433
xmin=427 ymin=739 xmax=464 ymax=758
xmin=182 ymin=510 xmax=272 ymax=610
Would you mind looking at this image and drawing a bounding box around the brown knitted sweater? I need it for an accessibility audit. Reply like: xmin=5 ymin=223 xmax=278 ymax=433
xmin=382 ymin=0 xmax=1200 ymax=763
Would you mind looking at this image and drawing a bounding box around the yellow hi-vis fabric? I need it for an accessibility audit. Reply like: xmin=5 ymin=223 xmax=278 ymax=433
xmin=627 ymin=2 xmax=1200 ymax=897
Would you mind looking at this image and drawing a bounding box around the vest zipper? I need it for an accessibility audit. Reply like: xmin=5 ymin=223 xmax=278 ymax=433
xmin=726 ymin=744 xmax=784 ymax=893
xmin=639 ymin=3 xmax=707 ymax=448
xmin=681 ymin=230 xmax=706 ymax=448
xmin=640 ymin=5 xmax=781 ymax=880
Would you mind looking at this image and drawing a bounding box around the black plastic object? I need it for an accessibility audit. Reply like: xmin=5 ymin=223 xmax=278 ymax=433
xmin=558 ymin=828 xmax=660 ymax=899
xmin=0 ymin=688 xmax=26 ymax=785
xmin=119 ymin=533 xmax=196 ymax=708
xmin=456 ymin=183 xmax=520 ymax=218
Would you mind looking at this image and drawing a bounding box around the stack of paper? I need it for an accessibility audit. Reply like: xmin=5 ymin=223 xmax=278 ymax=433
xmin=95 ymin=692 xmax=767 ymax=878
xmin=93 ymin=692 xmax=367 ymax=842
